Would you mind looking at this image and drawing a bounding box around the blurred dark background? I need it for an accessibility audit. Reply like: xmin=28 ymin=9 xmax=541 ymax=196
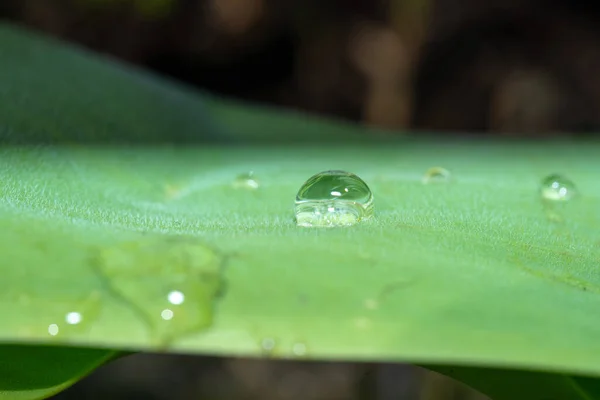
xmin=4 ymin=0 xmax=600 ymax=136
xmin=1 ymin=0 xmax=594 ymax=398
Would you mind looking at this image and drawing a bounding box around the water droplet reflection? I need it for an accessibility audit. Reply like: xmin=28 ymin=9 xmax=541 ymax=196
xmin=540 ymin=174 xmax=576 ymax=201
xmin=291 ymin=342 xmax=307 ymax=357
xmin=168 ymin=290 xmax=185 ymax=305
xmin=233 ymin=172 xmax=260 ymax=190
xmin=38 ymin=292 xmax=102 ymax=338
xmin=47 ymin=311 xmax=83 ymax=336
xmin=539 ymin=174 xmax=577 ymax=222
xmin=295 ymin=170 xmax=374 ymax=227
xmin=65 ymin=312 xmax=82 ymax=325
xmin=422 ymin=167 xmax=451 ymax=184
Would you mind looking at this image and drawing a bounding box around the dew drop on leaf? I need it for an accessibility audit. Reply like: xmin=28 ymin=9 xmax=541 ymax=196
xmin=422 ymin=167 xmax=451 ymax=184
xmin=291 ymin=342 xmax=308 ymax=357
xmin=36 ymin=291 xmax=102 ymax=339
xmin=232 ymin=171 xmax=259 ymax=190
xmin=260 ymin=337 xmax=277 ymax=355
xmin=48 ymin=324 xmax=59 ymax=336
xmin=160 ymin=309 xmax=174 ymax=320
xmin=540 ymin=174 xmax=576 ymax=201
xmin=294 ymin=170 xmax=373 ymax=227
xmin=93 ymin=236 xmax=225 ymax=347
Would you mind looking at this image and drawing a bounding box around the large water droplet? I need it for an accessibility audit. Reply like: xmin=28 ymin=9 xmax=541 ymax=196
xmin=94 ymin=236 xmax=225 ymax=346
xmin=422 ymin=167 xmax=451 ymax=184
xmin=540 ymin=174 xmax=576 ymax=201
xmin=233 ymin=171 xmax=259 ymax=190
xmin=295 ymin=170 xmax=373 ymax=227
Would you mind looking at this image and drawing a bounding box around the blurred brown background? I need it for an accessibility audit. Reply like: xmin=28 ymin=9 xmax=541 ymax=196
xmin=51 ymin=354 xmax=488 ymax=400
xmin=4 ymin=0 xmax=600 ymax=136
xmin=1 ymin=1 xmax=592 ymax=398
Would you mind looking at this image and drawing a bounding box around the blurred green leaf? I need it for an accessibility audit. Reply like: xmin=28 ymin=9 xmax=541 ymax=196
xmin=0 ymin=346 xmax=115 ymax=400
xmin=0 ymin=23 xmax=223 ymax=144
xmin=429 ymin=365 xmax=600 ymax=400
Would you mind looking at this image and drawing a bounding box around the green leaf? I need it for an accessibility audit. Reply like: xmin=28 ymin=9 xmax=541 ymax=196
xmin=1 ymin=22 xmax=600 ymax=400
xmin=428 ymin=365 xmax=600 ymax=400
xmin=2 ymin=144 xmax=600 ymax=367
xmin=0 ymin=345 xmax=116 ymax=400
xmin=0 ymin=23 xmax=224 ymax=144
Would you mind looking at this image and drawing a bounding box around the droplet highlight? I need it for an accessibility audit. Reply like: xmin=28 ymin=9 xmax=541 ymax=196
xmin=161 ymin=309 xmax=174 ymax=321
xmin=540 ymin=174 xmax=576 ymax=201
xmin=94 ymin=236 xmax=225 ymax=346
xmin=295 ymin=170 xmax=373 ymax=227
xmin=422 ymin=167 xmax=451 ymax=184
xmin=47 ymin=308 xmax=94 ymax=337
xmin=168 ymin=290 xmax=185 ymax=305
xmin=37 ymin=291 xmax=102 ymax=339
xmin=233 ymin=171 xmax=259 ymax=190
xmin=65 ymin=312 xmax=83 ymax=325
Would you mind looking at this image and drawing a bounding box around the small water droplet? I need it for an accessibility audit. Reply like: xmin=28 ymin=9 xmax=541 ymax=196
xmin=161 ymin=309 xmax=174 ymax=320
xmin=94 ymin=236 xmax=225 ymax=346
xmin=40 ymin=292 xmax=102 ymax=339
xmin=291 ymin=342 xmax=308 ymax=357
xmin=422 ymin=167 xmax=451 ymax=184
xmin=260 ymin=337 xmax=277 ymax=355
xmin=295 ymin=170 xmax=373 ymax=227
xmin=48 ymin=324 xmax=59 ymax=336
xmin=540 ymin=174 xmax=576 ymax=201
xmin=233 ymin=172 xmax=259 ymax=190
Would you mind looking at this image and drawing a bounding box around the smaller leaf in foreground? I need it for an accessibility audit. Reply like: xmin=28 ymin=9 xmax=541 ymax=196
xmin=294 ymin=170 xmax=374 ymax=227
xmin=0 ymin=345 xmax=116 ymax=400
xmin=91 ymin=236 xmax=226 ymax=347
xmin=427 ymin=365 xmax=600 ymax=400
